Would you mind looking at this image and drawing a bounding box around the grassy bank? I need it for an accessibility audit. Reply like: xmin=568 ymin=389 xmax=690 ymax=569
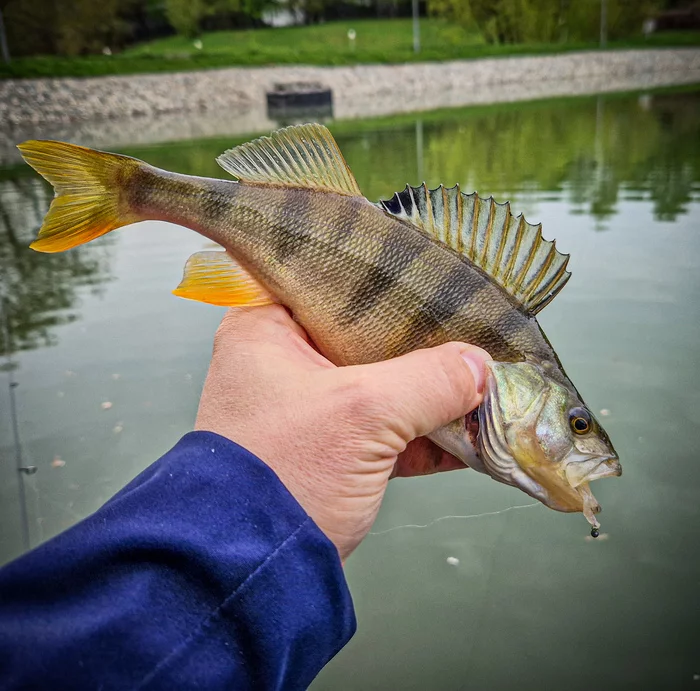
xmin=1 ymin=19 xmax=699 ymax=80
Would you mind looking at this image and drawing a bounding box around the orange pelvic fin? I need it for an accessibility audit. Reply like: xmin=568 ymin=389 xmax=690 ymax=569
xmin=173 ymin=251 xmax=276 ymax=307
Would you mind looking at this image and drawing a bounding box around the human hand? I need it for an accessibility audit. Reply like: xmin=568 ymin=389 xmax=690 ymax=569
xmin=195 ymin=306 xmax=490 ymax=561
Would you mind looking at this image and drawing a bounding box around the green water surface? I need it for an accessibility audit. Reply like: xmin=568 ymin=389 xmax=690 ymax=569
xmin=1 ymin=88 xmax=699 ymax=690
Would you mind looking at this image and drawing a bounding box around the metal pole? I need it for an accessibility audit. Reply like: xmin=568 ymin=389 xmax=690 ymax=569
xmin=415 ymin=118 xmax=424 ymax=182
xmin=0 ymin=7 xmax=10 ymax=64
xmin=600 ymin=0 xmax=607 ymax=48
xmin=1 ymin=297 xmax=32 ymax=552
xmin=412 ymin=0 xmax=420 ymax=53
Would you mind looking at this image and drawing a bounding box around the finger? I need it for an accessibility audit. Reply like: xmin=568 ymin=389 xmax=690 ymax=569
xmin=359 ymin=342 xmax=491 ymax=440
xmin=393 ymin=437 xmax=468 ymax=478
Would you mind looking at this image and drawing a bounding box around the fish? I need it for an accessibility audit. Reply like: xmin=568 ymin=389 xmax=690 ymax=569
xmin=18 ymin=123 xmax=621 ymax=534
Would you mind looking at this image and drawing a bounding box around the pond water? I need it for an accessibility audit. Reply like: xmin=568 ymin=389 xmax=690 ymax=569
xmin=1 ymin=88 xmax=699 ymax=690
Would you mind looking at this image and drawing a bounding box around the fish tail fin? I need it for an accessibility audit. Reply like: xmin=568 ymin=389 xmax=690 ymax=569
xmin=17 ymin=140 xmax=144 ymax=253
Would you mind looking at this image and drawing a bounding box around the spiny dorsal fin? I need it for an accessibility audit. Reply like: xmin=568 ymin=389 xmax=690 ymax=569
xmin=217 ymin=124 xmax=362 ymax=197
xmin=378 ymin=184 xmax=571 ymax=314
xmin=173 ymin=251 xmax=276 ymax=307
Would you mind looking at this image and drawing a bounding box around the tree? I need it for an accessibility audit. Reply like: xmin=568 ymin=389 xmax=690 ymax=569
xmin=164 ymin=0 xmax=207 ymax=37
xmin=428 ymin=0 xmax=664 ymax=44
xmin=164 ymin=0 xmax=272 ymax=37
xmin=4 ymin=0 xmax=137 ymax=57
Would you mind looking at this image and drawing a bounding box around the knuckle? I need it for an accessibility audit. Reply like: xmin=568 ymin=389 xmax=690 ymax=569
xmin=337 ymin=370 xmax=383 ymax=419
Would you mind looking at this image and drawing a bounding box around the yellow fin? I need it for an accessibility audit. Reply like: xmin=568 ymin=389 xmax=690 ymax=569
xmin=216 ymin=124 xmax=362 ymax=197
xmin=379 ymin=184 xmax=571 ymax=314
xmin=173 ymin=251 xmax=276 ymax=307
xmin=17 ymin=140 xmax=142 ymax=253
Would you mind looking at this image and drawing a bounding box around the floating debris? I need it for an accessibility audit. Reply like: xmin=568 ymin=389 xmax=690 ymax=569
xmin=112 ymin=422 xmax=124 ymax=434
xmin=101 ymin=401 xmax=113 ymax=410
xmin=51 ymin=456 xmax=66 ymax=468
xmin=600 ymin=408 xmax=611 ymax=417
xmin=446 ymin=556 xmax=460 ymax=566
xmin=57 ymin=391 xmax=65 ymax=398
xmin=111 ymin=373 xmax=121 ymax=380
xmin=65 ymin=370 xmax=76 ymax=377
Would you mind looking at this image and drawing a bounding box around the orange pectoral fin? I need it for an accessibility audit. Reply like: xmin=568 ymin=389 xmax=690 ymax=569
xmin=173 ymin=251 xmax=275 ymax=307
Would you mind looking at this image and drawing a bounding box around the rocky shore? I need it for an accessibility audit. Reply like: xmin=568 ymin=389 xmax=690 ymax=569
xmin=1 ymin=48 xmax=699 ymax=165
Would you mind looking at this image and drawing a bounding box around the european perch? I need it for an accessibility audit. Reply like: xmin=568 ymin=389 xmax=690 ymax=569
xmin=18 ymin=124 xmax=621 ymax=536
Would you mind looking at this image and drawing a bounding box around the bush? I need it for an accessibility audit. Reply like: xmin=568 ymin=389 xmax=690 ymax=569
xmin=5 ymin=0 xmax=136 ymax=57
xmin=429 ymin=0 xmax=665 ymax=44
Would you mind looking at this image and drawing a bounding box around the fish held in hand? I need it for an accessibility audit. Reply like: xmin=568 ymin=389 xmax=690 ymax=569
xmin=18 ymin=124 xmax=620 ymax=533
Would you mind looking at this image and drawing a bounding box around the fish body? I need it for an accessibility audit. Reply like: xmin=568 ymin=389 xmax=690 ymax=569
xmin=132 ymin=171 xmax=556 ymax=367
xmin=18 ymin=124 xmax=621 ymax=531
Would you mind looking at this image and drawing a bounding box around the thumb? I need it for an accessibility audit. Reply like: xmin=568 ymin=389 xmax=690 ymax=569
xmin=359 ymin=342 xmax=491 ymax=440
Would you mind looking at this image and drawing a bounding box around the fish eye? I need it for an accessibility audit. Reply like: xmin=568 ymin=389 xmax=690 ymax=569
xmin=569 ymin=407 xmax=591 ymax=435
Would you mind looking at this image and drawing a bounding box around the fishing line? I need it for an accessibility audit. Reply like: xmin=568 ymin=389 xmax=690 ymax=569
xmin=0 ymin=293 xmax=33 ymax=551
xmin=369 ymin=501 xmax=541 ymax=536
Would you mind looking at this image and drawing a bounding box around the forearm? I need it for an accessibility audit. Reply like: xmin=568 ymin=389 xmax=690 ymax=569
xmin=0 ymin=431 xmax=356 ymax=690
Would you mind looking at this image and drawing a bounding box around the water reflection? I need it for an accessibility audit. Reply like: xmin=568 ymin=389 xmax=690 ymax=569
xmin=111 ymin=89 xmax=700 ymax=226
xmin=0 ymin=177 xmax=114 ymax=356
xmin=327 ymin=91 xmax=700 ymax=225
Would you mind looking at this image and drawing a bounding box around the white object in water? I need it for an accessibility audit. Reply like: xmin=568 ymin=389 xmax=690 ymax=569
xmin=446 ymin=556 xmax=459 ymax=566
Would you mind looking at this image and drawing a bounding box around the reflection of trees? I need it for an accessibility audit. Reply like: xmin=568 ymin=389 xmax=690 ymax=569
xmin=117 ymin=89 xmax=700 ymax=227
xmin=0 ymin=178 xmax=113 ymax=355
xmin=626 ymin=94 xmax=700 ymax=222
xmin=332 ymin=90 xmax=700 ymax=225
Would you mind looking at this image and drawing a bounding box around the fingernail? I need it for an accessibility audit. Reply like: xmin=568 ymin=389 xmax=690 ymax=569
xmin=461 ymin=352 xmax=486 ymax=394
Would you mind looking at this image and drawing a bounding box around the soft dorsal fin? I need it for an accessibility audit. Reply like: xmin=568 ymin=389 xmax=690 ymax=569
xmin=217 ymin=124 xmax=362 ymax=197
xmin=378 ymin=184 xmax=571 ymax=314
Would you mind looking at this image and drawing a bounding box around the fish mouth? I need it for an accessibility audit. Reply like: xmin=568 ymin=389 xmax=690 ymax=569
xmin=565 ymin=454 xmax=622 ymax=489
xmin=565 ymin=455 xmax=621 ymax=528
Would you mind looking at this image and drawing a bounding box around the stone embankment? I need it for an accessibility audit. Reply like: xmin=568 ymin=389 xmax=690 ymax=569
xmin=1 ymin=48 xmax=699 ymax=165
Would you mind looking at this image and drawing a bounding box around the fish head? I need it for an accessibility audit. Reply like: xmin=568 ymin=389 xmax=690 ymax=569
xmin=476 ymin=360 xmax=620 ymax=527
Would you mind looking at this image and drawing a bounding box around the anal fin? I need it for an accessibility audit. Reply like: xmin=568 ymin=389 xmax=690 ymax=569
xmin=173 ymin=251 xmax=275 ymax=307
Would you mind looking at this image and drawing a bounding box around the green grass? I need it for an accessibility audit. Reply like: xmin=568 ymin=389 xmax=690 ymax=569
xmin=1 ymin=19 xmax=699 ymax=80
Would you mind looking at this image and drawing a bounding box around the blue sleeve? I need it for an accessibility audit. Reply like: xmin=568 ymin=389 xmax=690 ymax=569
xmin=0 ymin=431 xmax=356 ymax=690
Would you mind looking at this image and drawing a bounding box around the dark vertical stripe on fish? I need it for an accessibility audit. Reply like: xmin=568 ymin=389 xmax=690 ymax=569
xmin=480 ymin=308 xmax=532 ymax=361
xmin=404 ymin=264 xmax=468 ymax=343
xmin=342 ymin=232 xmax=427 ymax=324
xmin=269 ymin=192 xmax=312 ymax=265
